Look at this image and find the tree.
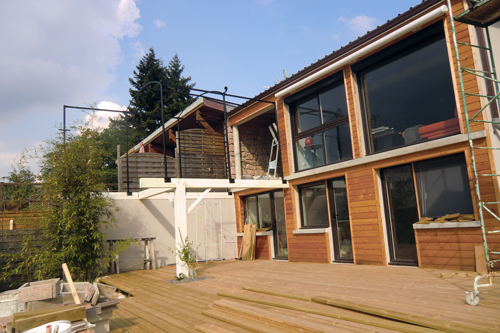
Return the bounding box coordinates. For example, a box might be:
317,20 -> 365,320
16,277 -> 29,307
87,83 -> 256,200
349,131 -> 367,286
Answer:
164,53 -> 195,120
1,125 -> 127,284
99,116 -> 130,185
126,48 -> 195,144
4,155 -> 40,211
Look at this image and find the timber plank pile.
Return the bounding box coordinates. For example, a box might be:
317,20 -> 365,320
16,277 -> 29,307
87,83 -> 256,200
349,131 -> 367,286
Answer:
101,260 -> 500,332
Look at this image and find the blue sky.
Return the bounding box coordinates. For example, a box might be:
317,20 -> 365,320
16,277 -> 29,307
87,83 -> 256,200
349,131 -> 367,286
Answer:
0,0 -> 422,178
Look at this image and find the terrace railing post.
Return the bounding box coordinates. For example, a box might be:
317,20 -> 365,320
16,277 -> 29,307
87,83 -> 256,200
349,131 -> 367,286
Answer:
223,87 -> 233,183
160,82 -> 170,183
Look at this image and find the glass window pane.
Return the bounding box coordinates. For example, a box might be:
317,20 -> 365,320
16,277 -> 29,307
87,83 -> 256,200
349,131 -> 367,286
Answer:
415,154 -> 473,217
324,124 -> 353,164
301,184 -> 328,227
273,191 -> 288,257
382,165 -> 419,263
295,133 -> 325,171
257,193 -> 272,229
296,95 -> 320,133
362,33 -> 457,152
330,178 -> 352,260
245,196 -> 258,225
320,83 -> 348,124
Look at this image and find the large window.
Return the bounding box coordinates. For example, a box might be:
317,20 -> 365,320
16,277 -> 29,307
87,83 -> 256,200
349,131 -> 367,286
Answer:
286,73 -> 353,171
381,154 -> 473,265
355,22 -> 458,153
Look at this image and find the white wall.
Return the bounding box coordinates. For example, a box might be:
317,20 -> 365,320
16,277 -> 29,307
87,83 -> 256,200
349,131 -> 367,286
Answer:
104,191 -> 237,271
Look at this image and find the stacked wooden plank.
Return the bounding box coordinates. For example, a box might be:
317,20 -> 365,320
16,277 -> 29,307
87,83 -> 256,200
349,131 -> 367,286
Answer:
241,224 -> 256,261
0,280 -> 119,333
414,213 -> 475,223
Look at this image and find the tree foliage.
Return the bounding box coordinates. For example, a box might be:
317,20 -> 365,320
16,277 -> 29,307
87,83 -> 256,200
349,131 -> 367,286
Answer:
125,48 -> 195,144
100,49 -> 195,184
1,125 -> 128,285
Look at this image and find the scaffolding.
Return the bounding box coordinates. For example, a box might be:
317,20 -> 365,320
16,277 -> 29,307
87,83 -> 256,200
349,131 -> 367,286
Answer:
447,0 -> 500,305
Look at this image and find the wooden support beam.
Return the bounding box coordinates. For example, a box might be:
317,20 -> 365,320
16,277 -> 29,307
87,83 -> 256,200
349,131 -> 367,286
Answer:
140,178 -> 289,189
174,181 -> 189,277
196,111 -> 216,132
168,129 -> 176,143
187,188 -> 211,214
138,188 -> 173,200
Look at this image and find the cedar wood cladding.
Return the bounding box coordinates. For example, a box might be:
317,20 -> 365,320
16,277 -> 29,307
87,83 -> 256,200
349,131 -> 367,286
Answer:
230,0 -> 500,269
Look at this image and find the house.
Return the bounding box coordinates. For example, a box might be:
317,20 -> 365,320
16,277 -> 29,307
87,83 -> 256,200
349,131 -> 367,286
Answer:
118,97 -> 234,192
227,0 -> 500,272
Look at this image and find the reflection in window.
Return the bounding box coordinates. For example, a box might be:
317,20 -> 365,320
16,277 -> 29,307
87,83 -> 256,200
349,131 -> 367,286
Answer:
291,76 -> 353,171
415,154 -> 473,218
324,124 -> 353,164
244,193 -> 273,230
296,133 -> 325,169
257,193 -> 272,229
357,22 -> 458,153
381,153 -> 474,265
300,183 -> 328,227
297,95 -> 320,133
329,178 -> 352,261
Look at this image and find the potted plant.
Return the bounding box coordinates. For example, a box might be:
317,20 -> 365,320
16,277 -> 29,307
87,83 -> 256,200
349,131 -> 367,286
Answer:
172,237 -> 199,278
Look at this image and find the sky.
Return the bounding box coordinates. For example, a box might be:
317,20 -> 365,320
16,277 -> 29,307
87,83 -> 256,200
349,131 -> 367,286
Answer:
0,0 -> 423,178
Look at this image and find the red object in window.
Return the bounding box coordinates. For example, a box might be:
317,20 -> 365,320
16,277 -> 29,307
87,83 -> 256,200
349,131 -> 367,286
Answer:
305,136 -> 312,146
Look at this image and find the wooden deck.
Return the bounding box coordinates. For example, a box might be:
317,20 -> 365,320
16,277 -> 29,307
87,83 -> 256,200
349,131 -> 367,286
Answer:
102,260 -> 500,332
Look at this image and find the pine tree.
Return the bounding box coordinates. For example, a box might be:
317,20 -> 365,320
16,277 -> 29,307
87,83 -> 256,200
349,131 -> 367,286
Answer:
126,49 -> 195,144
127,47 -> 168,142
164,53 -> 195,120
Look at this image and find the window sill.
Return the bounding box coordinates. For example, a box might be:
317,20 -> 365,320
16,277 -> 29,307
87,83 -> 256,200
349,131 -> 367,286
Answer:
413,221 -> 481,229
292,228 -> 328,235
237,231 -> 272,236
286,131 -> 486,181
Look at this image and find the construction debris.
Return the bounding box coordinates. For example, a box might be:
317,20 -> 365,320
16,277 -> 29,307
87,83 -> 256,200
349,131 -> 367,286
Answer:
0,265 -> 120,333
414,213 -> 475,224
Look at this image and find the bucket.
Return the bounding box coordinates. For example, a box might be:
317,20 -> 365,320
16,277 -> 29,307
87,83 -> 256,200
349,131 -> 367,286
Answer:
22,320 -> 71,333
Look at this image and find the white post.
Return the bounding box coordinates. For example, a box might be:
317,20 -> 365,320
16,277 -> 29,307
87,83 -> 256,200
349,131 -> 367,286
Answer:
233,125 -> 242,180
117,145 -> 122,192
174,180 -> 189,276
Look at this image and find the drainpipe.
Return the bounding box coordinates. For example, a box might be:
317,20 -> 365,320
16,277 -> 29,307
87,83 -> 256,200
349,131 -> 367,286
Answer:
233,125 -> 242,180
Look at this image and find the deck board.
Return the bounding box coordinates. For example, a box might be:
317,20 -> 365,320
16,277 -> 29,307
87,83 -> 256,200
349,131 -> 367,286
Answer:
104,260 -> 500,332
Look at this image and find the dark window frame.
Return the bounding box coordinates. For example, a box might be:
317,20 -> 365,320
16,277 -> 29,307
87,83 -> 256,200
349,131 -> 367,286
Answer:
327,177 -> 353,263
354,21 -> 459,154
380,153 -> 474,265
298,181 -> 330,229
243,190 -> 282,230
286,72 -> 353,171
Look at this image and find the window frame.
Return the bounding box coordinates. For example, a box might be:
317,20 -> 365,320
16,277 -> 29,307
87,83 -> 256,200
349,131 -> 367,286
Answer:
380,153 -> 475,265
298,181 -> 330,229
327,177 -> 353,263
286,72 -> 353,171
243,190 -> 281,230
354,21 -> 459,154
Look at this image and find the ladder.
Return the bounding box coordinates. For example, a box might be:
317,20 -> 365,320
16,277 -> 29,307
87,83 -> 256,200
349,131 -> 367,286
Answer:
447,0 -> 500,305
267,123 -> 279,179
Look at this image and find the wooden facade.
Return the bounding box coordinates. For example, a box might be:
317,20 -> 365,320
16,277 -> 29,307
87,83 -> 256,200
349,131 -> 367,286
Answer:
120,129 -> 226,192
230,0 -> 500,271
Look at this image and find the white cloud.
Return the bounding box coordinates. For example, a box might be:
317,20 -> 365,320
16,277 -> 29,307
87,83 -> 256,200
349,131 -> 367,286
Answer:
154,19 -> 166,28
338,15 -> 377,36
84,101 -> 127,130
0,0 -> 141,124
131,41 -> 146,60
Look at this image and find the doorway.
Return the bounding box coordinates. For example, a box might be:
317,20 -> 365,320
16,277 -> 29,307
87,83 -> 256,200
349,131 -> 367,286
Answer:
244,190 -> 288,259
